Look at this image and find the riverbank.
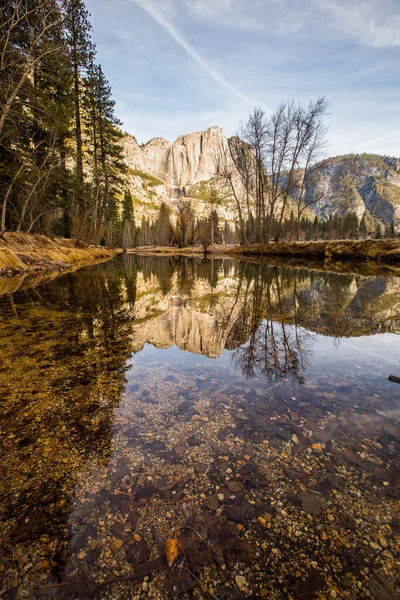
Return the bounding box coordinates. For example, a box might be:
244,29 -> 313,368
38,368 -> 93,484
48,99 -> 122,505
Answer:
227,239 -> 400,263
0,233 -> 119,277
127,244 -> 237,257
130,239 -> 400,263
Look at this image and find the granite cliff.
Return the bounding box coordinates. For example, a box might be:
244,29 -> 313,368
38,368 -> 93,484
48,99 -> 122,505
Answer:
121,127 -> 400,232
121,126 -> 240,226
305,154 -> 400,231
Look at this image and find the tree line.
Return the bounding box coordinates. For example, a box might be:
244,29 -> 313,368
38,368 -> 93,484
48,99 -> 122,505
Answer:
213,100 -> 398,245
139,200 -> 237,253
0,0 -> 130,244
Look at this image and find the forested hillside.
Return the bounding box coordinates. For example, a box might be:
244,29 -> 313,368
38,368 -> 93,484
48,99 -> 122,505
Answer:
0,0 -> 127,245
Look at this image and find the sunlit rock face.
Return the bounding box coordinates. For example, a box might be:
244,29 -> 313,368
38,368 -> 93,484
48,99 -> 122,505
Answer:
121,127 -> 242,225
171,126 -> 233,189
122,127 -> 233,190
122,130 -> 400,231
305,155 -> 400,230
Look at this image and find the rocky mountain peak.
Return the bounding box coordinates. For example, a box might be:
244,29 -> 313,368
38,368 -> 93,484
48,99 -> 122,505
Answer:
121,125 -> 400,232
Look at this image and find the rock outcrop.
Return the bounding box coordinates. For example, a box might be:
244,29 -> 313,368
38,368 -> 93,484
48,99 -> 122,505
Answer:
305,154 -> 400,230
122,128 -> 400,232
122,126 -> 233,193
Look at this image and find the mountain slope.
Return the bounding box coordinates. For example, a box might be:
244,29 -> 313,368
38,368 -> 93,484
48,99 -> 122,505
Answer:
121,127 -> 400,233
306,154 -> 400,231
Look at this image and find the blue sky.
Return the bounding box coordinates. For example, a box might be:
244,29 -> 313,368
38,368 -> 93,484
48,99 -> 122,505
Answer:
85,0 -> 400,157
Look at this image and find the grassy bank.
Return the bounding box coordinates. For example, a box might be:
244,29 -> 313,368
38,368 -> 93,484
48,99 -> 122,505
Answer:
128,245 -> 237,257
0,233 -> 118,277
227,239 -> 400,263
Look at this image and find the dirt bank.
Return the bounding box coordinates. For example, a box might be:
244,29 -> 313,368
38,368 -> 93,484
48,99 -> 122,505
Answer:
0,233 -> 119,277
127,244 -> 237,257
227,239 -> 400,263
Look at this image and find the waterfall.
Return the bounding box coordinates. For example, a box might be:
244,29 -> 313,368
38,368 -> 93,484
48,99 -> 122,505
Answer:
169,144 -> 175,200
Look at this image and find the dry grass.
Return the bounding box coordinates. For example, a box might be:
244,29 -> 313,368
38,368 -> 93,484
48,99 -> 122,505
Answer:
228,239 -> 400,263
128,245 -> 237,256
0,249 -> 26,270
0,233 -> 118,276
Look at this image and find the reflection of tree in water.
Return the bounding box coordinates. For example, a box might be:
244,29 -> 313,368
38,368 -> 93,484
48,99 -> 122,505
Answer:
0,258 -> 138,579
228,263 -> 314,383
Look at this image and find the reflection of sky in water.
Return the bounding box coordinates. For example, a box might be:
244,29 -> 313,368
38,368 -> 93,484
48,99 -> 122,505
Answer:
128,329 -> 400,400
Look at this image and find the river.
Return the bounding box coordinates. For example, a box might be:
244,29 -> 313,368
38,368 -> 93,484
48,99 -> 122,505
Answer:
0,255 -> 399,599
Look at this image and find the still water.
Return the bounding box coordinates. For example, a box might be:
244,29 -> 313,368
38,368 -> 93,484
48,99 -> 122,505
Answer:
0,256 -> 399,599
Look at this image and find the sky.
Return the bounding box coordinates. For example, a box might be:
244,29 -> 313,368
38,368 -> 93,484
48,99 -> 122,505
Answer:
85,0 -> 400,157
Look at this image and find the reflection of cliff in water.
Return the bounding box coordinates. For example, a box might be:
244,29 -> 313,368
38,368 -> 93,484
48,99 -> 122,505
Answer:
131,255 -> 400,360
0,257 -> 138,580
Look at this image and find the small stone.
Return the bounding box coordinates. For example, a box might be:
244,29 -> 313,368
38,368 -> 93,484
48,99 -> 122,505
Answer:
258,517 -> 267,527
237,524 -> 245,531
327,514 -> 335,522
264,513 -> 272,522
77,552 -> 86,560
89,540 -> 99,551
312,443 -> 323,453
40,560 -> 50,570
271,548 -> 279,554
292,434 -> 299,444
114,539 -> 123,549
260,590 -> 269,598
383,481 -> 389,487
142,581 -> 149,592
295,571 -> 302,578
244,454 -> 251,460
134,534 -> 142,542
379,537 -> 388,548
218,493 -> 224,501
166,512 -> 172,519
235,575 -> 247,591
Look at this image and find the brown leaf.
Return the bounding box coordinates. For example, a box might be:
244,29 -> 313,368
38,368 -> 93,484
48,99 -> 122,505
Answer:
165,537 -> 181,566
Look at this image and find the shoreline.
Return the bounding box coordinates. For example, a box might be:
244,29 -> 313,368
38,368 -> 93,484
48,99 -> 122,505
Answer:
226,239 -> 400,262
2,237 -> 400,286
129,239 -> 400,264
0,233 -> 119,279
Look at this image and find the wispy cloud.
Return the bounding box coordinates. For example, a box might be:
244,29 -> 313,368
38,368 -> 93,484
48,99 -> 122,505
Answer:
316,0 -> 400,47
168,0 -> 400,48
348,130 -> 400,153
131,0 -> 259,105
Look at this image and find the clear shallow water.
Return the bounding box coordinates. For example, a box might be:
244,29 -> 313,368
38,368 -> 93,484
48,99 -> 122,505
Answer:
0,255 -> 399,599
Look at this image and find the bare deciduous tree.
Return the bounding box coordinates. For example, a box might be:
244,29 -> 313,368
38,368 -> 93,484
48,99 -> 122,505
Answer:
241,97 -> 329,242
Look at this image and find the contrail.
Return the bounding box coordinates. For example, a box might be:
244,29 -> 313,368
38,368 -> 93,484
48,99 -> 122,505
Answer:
348,129 -> 400,153
132,0 -> 258,106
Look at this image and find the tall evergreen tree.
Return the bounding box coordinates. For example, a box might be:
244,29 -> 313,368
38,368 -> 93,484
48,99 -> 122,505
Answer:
64,0 -> 94,231
121,189 -> 136,248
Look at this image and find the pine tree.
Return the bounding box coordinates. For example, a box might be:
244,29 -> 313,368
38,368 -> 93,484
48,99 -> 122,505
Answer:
84,63 -> 125,244
1,0 -> 71,234
155,202 -> 171,246
359,214 -> 368,238
64,0 -> 94,230
0,0 -> 125,243
121,189 -> 136,248
374,223 -> 382,239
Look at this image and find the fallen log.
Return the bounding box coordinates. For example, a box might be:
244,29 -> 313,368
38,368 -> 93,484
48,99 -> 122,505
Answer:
388,375 -> 400,384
